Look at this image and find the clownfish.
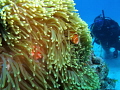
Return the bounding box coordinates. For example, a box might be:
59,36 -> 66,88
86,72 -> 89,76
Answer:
71,34 -> 79,44
31,45 -> 43,60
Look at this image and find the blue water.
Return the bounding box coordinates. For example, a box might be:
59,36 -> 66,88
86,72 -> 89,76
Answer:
74,0 -> 120,89
74,0 -> 120,25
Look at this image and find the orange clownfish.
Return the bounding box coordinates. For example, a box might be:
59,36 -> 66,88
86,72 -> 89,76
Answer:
71,34 -> 79,44
31,45 -> 43,60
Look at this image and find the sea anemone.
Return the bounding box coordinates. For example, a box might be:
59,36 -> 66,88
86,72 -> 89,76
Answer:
0,0 -> 100,89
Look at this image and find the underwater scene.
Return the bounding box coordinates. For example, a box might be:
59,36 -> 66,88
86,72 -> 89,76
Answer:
0,0 -> 119,90
75,0 -> 120,89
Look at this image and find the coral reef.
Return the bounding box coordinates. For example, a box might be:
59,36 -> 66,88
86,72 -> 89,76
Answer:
90,52 -> 116,89
0,0 -> 100,89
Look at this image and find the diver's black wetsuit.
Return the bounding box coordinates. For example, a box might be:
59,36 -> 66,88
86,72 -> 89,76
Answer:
90,15 -> 120,58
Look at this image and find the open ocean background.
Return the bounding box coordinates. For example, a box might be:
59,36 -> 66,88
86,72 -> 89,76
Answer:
74,0 -> 120,89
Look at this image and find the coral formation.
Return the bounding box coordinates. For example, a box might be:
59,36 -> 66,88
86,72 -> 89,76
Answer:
90,52 -> 116,89
0,0 -> 100,89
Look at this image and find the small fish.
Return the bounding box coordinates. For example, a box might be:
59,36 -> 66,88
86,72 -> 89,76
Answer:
71,34 -> 79,44
31,45 -> 43,60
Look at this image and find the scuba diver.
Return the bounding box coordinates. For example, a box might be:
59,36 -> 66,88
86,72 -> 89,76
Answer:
90,10 -> 120,58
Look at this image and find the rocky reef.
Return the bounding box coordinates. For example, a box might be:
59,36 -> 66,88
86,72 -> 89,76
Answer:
90,51 -> 116,90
